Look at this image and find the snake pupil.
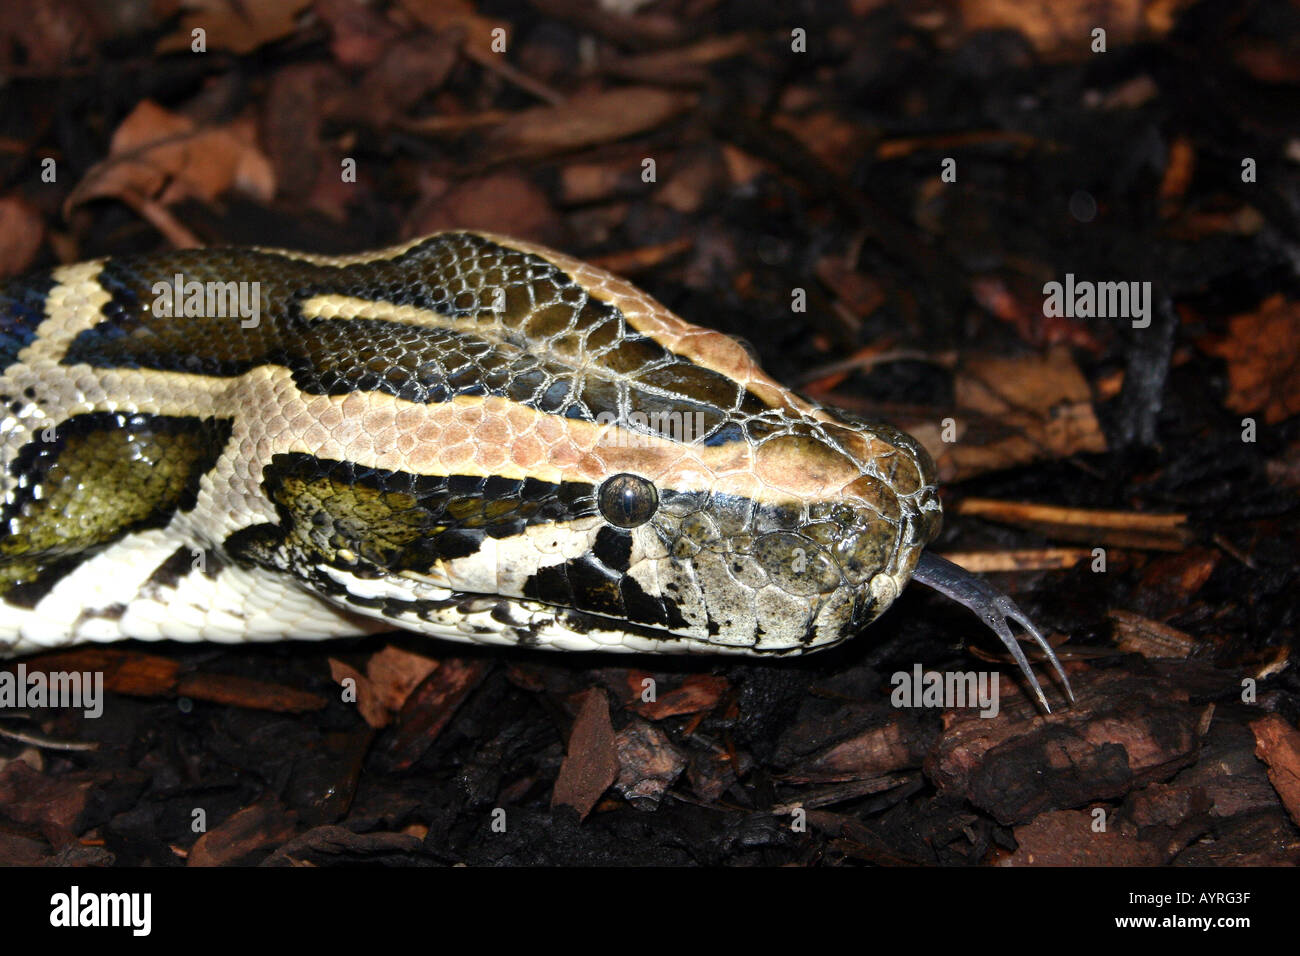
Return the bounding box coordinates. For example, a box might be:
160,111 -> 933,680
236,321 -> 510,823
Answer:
599,473 -> 658,528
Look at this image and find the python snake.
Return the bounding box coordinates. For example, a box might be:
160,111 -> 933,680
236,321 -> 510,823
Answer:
0,232 -> 1071,709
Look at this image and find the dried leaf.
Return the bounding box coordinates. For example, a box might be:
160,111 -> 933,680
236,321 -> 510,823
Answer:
261,63 -> 336,201
360,33 -> 460,118
486,87 -> 694,162
315,0 -> 401,68
770,110 -> 871,179
65,100 -> 275,216
1202,295 -> 1300,425
157,0 -> 312,55
410,172 -> 557,243
939,346 -> 1107,480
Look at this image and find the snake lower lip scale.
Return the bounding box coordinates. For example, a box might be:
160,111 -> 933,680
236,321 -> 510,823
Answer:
0,230 -> 1072,711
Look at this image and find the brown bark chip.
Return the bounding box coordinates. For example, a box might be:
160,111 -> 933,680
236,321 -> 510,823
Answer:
552,688 -> 620,820
188,802 -> 299,867
926,671 -> 1198,825
1251,715 -> 1300,828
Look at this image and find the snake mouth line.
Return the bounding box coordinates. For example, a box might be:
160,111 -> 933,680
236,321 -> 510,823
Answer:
393,565 -> 835,654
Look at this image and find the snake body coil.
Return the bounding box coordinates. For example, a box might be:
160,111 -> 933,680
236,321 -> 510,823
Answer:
0,232 -> 1069,707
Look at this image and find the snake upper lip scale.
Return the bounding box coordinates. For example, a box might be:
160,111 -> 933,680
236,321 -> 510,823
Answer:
0,231 -> 1073,711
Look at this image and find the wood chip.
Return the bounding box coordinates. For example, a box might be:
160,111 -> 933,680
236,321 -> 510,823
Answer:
552,688 -> 619,820
329,659 -> 388,729
11,648 -> 179,697
1250,715 -> 1300,829
612,718 -> 686,809
382,658 -> 491,770
1109,610 -> 1209,659
174,672 -> 327,713
926,670 -> 1198,825
626,673 -> 728,720
948,0 -> 1173,61
365,645 -> 440,714
262,825 -> 423,866
1008,809 -> 1165,865
187,802 -> 298,867
0,760 -> 93,846
938,547 -> 1094,572
953,498 -> 1191,551
784,712 -> 935,784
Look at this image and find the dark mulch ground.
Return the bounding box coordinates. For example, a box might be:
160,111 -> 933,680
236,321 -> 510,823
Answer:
0,0 -> 1297,866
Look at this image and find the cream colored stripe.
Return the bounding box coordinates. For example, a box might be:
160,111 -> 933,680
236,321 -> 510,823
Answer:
216,368 -> 860,509
263,230 -> 822,419
248,234 -> 437,266
16,260 -> 110,364
3,356 -> 871,525
298,294 -> 455,328
3,361 -> 234,420
294,292 -> 787,418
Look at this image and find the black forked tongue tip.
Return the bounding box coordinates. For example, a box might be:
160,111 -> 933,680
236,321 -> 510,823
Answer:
911,551 -> 1074,713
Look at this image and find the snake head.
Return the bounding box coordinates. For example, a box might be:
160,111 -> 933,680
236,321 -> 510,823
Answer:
576,412 -> 945,654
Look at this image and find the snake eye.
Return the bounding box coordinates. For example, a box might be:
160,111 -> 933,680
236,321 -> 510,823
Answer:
599,473 -> 658,528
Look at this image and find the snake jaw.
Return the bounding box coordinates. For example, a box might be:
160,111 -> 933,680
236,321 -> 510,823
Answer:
910,551 -> 1074,712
